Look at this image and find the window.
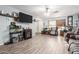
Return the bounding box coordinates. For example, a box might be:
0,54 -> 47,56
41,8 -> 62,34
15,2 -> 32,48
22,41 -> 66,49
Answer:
49,20 -> 56,28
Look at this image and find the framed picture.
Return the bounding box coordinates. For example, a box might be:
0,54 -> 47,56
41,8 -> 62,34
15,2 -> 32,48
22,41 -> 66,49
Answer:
67,16 -> 73,26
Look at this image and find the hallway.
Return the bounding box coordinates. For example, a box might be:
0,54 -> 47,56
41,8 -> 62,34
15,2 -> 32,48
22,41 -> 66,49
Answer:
0,34 -> 68,54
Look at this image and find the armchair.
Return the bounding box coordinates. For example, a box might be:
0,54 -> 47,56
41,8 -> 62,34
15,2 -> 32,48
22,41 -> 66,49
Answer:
50,27 -> 58,36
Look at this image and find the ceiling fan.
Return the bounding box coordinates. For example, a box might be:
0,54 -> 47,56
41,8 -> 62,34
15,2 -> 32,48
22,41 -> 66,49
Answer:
44,5 -> 59,16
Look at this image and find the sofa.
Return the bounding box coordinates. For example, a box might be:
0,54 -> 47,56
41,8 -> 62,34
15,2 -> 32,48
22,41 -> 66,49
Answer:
68,39 -> 79,54
65,28 -> 79,54
65,28 -> 79,43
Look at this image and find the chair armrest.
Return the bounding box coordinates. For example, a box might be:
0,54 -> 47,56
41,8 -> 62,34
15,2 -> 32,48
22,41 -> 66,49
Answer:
68,42 -> 79,51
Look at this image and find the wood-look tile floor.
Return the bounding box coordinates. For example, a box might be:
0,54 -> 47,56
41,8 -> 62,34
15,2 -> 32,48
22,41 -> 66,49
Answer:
0,34 -> 69,54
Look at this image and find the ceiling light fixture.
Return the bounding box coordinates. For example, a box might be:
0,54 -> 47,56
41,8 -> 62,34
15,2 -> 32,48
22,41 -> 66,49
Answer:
44,6 -> 50,16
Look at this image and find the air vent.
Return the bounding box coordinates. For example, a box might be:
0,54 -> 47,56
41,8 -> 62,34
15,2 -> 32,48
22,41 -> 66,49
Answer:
53,11 -> 59,13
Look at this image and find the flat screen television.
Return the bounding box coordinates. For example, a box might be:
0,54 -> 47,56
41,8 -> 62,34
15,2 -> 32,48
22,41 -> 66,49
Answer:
19,12 -> 32,23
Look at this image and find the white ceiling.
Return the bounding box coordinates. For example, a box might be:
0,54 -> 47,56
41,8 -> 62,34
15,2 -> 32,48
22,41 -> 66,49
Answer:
10,5 -> 79,19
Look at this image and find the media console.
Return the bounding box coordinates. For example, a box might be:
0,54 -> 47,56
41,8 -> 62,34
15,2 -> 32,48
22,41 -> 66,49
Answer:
23,29 -> 32,39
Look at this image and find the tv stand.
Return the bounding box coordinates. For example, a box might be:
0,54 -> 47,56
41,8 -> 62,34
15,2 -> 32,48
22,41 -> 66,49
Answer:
23,29 -> 32,39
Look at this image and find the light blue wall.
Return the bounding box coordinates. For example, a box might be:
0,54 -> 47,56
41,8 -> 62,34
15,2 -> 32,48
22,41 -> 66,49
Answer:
0,16 -> 14,45
0,6 -> 40,45
0,6 -> 19,45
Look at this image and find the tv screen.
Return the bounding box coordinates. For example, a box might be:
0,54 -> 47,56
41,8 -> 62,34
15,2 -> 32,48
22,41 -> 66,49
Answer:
19,12 -> 32,23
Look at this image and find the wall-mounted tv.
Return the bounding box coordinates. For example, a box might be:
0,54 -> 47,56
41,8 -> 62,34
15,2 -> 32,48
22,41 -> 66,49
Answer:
19,12 -> 32,23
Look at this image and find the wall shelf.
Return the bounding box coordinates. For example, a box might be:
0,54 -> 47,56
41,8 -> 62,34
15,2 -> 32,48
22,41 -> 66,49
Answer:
0,13 -> 19,20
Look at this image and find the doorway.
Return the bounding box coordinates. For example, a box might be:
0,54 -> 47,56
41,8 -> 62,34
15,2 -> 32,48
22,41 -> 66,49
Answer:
56,19 -> 66,36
